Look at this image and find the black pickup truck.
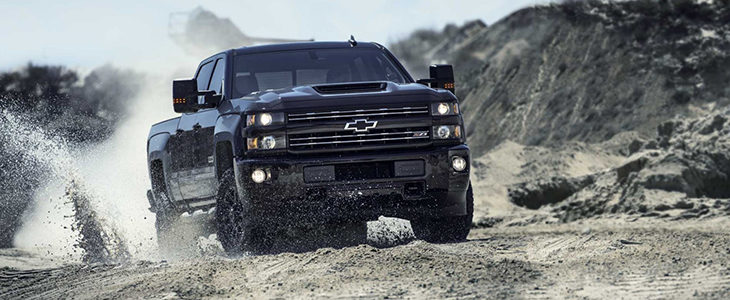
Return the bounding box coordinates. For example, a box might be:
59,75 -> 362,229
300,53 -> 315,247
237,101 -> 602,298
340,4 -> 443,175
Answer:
147,40 -> 472,254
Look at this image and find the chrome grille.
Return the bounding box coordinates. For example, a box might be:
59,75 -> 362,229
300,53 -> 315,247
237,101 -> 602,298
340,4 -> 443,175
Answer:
287,105 -> 431,152
288,106 -> 429,123
289,127 -> 430,151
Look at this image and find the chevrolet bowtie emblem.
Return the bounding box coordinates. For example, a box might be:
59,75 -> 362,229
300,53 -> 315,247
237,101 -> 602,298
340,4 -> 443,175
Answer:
344,119 -> 378,132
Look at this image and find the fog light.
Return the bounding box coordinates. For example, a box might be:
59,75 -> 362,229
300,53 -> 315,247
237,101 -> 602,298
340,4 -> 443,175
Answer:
436,125 -> 450,139
452,156 -> 467,172
261,136 -> 276,149
251,169 -> 267,183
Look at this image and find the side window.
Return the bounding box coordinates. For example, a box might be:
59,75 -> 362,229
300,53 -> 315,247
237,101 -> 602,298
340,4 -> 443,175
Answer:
196,61 -> 215,91
209,58 -> 225,94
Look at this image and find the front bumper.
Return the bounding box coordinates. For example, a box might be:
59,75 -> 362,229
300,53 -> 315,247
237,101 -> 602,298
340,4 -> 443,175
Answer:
233,145 -> 470,226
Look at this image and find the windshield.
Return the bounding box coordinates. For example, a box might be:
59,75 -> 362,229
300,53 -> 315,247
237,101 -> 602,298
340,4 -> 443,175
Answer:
232,48 -> 408,97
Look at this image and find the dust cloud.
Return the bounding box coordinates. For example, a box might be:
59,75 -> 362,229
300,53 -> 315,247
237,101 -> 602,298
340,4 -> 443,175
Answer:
4,70 -> 182,262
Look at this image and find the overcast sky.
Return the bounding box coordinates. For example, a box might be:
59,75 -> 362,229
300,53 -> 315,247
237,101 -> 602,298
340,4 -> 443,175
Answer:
0,0 -> 546,71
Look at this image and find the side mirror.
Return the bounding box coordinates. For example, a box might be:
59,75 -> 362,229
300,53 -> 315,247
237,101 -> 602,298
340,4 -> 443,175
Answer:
173,79 -> 199,113
173,79 -> 222,113
417,64 -> 455,94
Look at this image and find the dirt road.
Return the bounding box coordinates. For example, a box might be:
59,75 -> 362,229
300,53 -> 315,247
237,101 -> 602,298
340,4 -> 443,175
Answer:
2,217 -> 729,299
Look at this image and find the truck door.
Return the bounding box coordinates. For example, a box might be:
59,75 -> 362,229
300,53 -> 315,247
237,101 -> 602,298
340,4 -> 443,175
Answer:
168,60 -> 215,202
190,57 -> 226,200
189,108 -> 218,200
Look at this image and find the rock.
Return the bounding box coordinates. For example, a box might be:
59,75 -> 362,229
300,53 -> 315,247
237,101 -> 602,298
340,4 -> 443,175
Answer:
509,109 -> 730,222
619,239 -> 643,245
391,1 -> 730,157
654,204 -> 672,211
674,200 -> 695,210
627,139 -> 644,156
472,217 -> 503,228
508,175 -> 594,209
657,121 -> 675,139
699,115 -> 726,135
616,156 -> 649,182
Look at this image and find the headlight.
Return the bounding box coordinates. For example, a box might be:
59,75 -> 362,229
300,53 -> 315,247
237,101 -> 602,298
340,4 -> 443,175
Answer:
246,112 -> 285,126
259,113 -> 273,126
432,125 -> 462,139
431,102 -> 459,116
436,125 -> 450,139
261,136 -> 276,149
247,135 -> 287,150
437,103 -> 450,115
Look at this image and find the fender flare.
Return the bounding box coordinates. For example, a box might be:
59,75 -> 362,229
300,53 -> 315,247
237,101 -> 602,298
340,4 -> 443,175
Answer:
147,132 -> 170,164
147,132 -> 178,206
214,113 -> 244,179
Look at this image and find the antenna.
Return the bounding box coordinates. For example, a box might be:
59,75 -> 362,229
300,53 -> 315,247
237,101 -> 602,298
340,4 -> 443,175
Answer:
348,35 -> 357,47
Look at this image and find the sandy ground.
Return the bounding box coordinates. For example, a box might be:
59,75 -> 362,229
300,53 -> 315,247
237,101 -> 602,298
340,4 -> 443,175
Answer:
2,216 -> 729,299
2,136 -> 728,299
470,140 -> 624,219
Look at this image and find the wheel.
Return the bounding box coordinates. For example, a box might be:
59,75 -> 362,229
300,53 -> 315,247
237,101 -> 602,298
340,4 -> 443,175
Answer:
154,185 -> 180,252
216,169 -> 270,255
411,182 -> 473,243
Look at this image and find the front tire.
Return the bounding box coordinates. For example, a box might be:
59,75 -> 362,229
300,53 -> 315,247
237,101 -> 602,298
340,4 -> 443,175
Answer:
411,182 -> 473,243
216,169 -> 270,255
154,188 -> 180,252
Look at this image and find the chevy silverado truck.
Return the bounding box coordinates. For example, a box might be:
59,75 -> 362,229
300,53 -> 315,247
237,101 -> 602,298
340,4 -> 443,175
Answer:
147,39 -> 472,254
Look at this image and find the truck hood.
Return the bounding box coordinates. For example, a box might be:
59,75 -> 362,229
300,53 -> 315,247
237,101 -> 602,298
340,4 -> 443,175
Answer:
226,81 -> 455,113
